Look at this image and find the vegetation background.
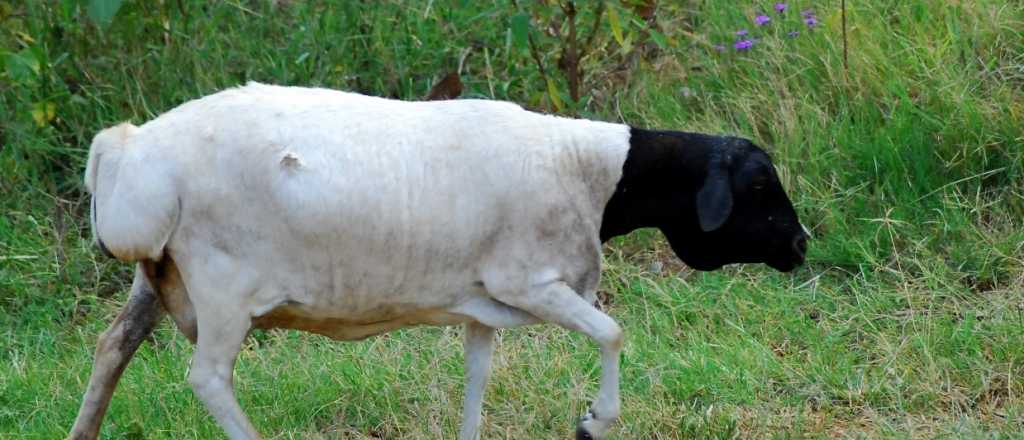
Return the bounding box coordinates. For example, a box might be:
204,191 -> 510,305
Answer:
1,0 -> 1022,438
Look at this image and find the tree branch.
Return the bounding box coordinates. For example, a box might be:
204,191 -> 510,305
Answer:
562,1 -> 581,102
527,30 -> 549,80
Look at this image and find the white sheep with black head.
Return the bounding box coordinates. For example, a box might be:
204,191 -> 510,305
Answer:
69,83 -> 808,440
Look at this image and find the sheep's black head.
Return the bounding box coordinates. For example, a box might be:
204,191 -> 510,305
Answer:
600,129 -> 808,273
667,137 -> 807,272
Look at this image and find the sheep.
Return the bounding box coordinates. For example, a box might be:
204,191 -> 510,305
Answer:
68,82 -> 808,440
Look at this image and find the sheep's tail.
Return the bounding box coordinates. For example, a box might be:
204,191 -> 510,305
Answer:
85,123 -> 180,261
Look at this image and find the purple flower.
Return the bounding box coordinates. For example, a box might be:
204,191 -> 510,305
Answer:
735,28 -> 749,36
755,15 -> 771,26
775,3 -> 787,13
804,16 -> 818,27
801,9 -> 816,18
734,39 -> 755,51
788,30 -> 800,37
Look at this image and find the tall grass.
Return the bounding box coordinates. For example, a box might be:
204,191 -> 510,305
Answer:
2,1 -> 1022,438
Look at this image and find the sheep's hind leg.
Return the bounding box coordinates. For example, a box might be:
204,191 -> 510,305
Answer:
188,313 -> 259,440
67,263 -> 166,440
450,297 -> 540,439
151,260 -> 197,343
459,322 -> 496,440
182,259 -> 261,440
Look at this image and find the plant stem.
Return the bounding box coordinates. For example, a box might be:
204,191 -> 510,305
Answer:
842,0 -> 848,71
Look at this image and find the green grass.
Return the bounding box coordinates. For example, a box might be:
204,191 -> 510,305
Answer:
2,1 -> 1023,438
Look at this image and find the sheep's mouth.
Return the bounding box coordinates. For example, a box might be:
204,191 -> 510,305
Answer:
687,261 -> 725,271
767,260 -> 795,272
767,254 -> 804,273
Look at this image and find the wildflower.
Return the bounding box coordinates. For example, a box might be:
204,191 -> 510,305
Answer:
734,39 -> 755,51
804,16 -> 818,27
735,28 -> 749,36
801,9 -> 816,18
788,30 -> 800,37
775,3 -> 787,13
755,15 -> 771,26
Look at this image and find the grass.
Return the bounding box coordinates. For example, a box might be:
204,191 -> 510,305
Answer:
2,0 -> 1023,438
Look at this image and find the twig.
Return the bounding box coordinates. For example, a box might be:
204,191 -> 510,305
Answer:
527,31 -> 549,80
913,167 -> 1007,203
0,256 -> 40,261
561,1 -> 581,102
457,46 -> 473,75
842,0 -> 848,71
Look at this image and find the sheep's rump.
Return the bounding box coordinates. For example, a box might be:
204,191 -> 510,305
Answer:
86,123 -> 179,261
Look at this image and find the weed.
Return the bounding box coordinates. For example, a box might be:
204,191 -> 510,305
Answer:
1,1 -> 1022,438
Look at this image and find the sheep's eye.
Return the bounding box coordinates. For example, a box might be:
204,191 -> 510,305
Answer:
751,172 -> 770,190
745,166 -> 771,191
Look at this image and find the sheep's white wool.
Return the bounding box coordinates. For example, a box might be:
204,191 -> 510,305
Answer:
86,82 -> 631,332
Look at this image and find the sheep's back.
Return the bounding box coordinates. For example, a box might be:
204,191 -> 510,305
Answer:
131,83 -> 629,293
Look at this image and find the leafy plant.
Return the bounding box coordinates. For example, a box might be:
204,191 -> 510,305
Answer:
509,0 -> 669,113
1,2 -> 1023,438
87,0 -> 124,28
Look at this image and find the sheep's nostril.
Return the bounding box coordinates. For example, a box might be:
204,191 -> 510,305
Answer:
792,235 -> 807,257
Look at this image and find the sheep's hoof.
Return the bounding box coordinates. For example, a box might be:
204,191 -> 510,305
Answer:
575,411 -> 598,440
575,424 -> 594,440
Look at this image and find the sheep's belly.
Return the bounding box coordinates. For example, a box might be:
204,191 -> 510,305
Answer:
228,242 -> 486,340
251,302 -> 470,341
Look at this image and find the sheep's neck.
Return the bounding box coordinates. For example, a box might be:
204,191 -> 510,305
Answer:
598,127 -> 712,242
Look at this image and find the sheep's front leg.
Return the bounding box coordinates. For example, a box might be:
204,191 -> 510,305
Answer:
459,322 -> 496,440
489,281 -> 623,440
67,264 -> 165,440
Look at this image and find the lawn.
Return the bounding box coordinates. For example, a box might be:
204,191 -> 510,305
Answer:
1,1 -> 1022,438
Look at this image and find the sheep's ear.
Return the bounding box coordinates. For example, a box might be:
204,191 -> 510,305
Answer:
696,155 -> 733,232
